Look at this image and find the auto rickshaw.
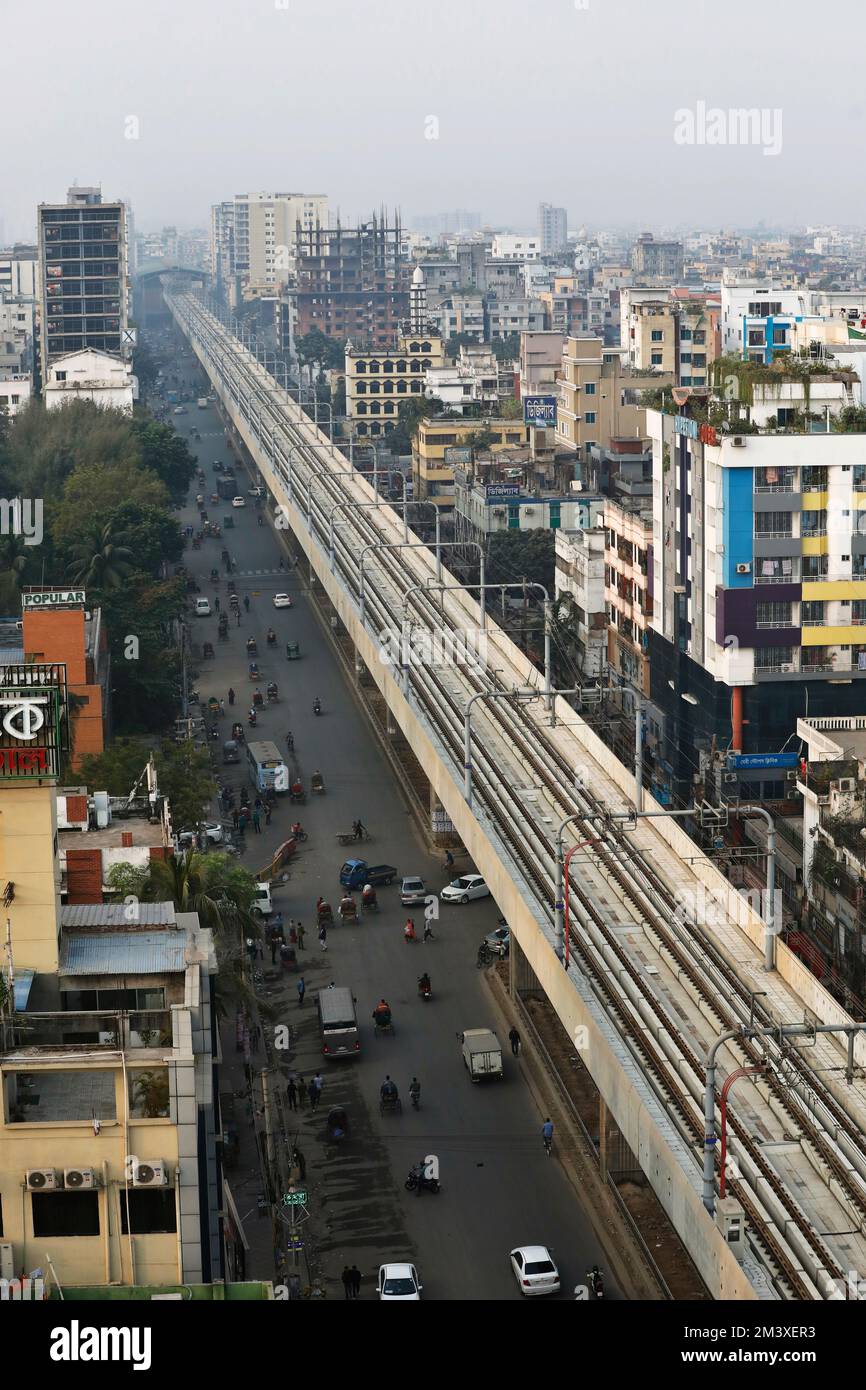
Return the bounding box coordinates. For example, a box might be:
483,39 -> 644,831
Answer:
231,721 -> 245,743
326,1106 -> 348,1142
248,662 -> 260,680
207,697 -> 221,717
267,682 -> 279,703
224,514 -> 234,530
286,642 -> 301,660
210,492 -> 219,504
246,637 -> 257,657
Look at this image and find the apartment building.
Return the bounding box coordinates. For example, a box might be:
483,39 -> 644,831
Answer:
487,297 -> 545,338
621,290 -> 718,386
345,330 -> 445,438
37,188 -> 129,384
280,214 -> 409,350
425,344 -> 502,413
453,462 -> 600,537
490,235 -> 540,261
538,204 -> 568,256
413,416 -> 530,508
604,500 -> 653,694
554,526 -> 607,680
519,331 -> 564,396
556,336 -> 674,462
630,234 -> 683,282
0,376 -> 31,417
44,348 -> 135,415
648,409 -> 866,804
209,192 -> 328,306
0,244 -> 38,299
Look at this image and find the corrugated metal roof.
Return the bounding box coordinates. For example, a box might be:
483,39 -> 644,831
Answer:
60,931 -> 187,976
61,903 -> 176,928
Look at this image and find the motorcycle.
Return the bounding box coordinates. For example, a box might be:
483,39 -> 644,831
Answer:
586,1266 -> 605,1299
405,1163 -> 439,1195
417,977 -> 432,1001
313,698 -> 322,716
248,709 -> 257,727
291,825 -> 308,842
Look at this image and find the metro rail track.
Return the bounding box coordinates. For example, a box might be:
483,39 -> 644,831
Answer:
169,290 -> 866,1299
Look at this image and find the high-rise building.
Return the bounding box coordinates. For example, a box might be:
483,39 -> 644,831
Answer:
630,233 -> 684,282
538,203 -> 568,256
209,192 -> 328,305
37,187 -> 129,384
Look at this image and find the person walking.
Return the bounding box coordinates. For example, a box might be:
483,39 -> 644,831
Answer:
319,923 -> 327,952
238,811 -> 247,835
296,1073 -> 307,1109
252,808 -> 261,834
342,1266 -> 352,1301
350,1265 -> 362,1299
423,919 -> 435,943
286,1077 -> 298,1112
265,802 -> 272,826
215,596 -> 220,612
228,687 -> 235,706
509,1026 -> 521,1057
244,594 -> 250,612
296,923 -> 305,950
297,977 -> 306,1008
312,1073 -> 323,1107
270,936 -> 278,965
232,807 -> 240,830
308,1079 -> 320,1112
236,610 -> 241,627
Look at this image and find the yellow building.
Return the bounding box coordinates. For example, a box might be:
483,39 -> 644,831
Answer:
345,330 -> 445,440
413,416 -> 530,508
557,336 -> 675,463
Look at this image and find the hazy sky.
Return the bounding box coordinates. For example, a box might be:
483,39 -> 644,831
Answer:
3,0 -> 864,240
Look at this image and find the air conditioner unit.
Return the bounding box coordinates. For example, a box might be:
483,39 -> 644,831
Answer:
26,1169 -> 57,1191
786,770 -> 798,781
723,773 -> 737,784
780,664 -> 793,672
524,507 -> 535,514
492,507 -> 505,516
735,562 -> 751,574
732,437 -> 747,448
0,1242 -> 13,1281
131,1160 -> 168,1188
838,778 -> 856,793
64,1167 -> 96,1190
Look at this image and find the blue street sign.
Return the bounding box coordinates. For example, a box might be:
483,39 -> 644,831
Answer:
728,753 -> 799,771
523,395 -> 557,427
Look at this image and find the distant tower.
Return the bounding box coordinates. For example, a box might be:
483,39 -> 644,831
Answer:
409,264 -> 427,333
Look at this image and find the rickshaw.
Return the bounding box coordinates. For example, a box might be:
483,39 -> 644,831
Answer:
218,613 -> 229,639
211,523 -> 222,538
267,682 -> 279,703
221,548 -> 231,565
311,770 -> 324,794
196,493 -> 205,506
210,567 -> 220,584
252,688 -> 264,708
372,1004 -> 394,1038
230,593 -> 240,611
207,696 -> 221,718
202,642 -> 214,659
339,895 -> 358,925
246,637 -> 257,657
326,1106 -> 348,1142
231,721 -> 245,743
248,662 -> 260,680
192,536 -> 201,550
224,514 -> 234,530
266,628 -> 277,646
210,492 -> 219,504
316,900 -> 333,926
289,778 -> 305,804
286,642 -> 301,660
195,467 -> 206,482
227,577 -> 237,595
279,943 -> 298,973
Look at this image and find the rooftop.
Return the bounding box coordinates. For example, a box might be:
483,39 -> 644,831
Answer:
60,903 -> 177,929
59,929 -> 187,976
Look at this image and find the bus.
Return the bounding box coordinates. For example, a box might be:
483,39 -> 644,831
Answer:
247,740 -> 289,794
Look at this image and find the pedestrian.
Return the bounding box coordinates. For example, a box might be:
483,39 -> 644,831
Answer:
319,923 -> 327,951
244,594 -> 250,612
508,1026 -> 520,1057
423,920 -> 435,943
254,796 -> 262,811
297,977 -> 306,1008
350,1265 -> 362,1299
270,938 -> 278,964
256,939 -> 264,960
252,809 -> 261,834
279,558 -> 284,571
265,803 -> 272,826
232,808 -> 240,830
215,596 -> 220,612
238,812 -> 247,835
342,1266 -> 352,1300
228,686 -> 235,705
297,924 -> 305,950
289,923 -> 298,946
236,610 -> 241,627
286,1077 -> 298,1111
219,698 -> 225,715
308,1079 -> 319,1111
245,937 -> 256,963
296,1073 -> 307,1108
312,1072 -> 323,1102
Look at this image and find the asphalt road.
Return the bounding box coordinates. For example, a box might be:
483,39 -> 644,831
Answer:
163,342 -> 618,1302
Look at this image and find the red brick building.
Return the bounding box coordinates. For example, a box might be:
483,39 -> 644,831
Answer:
21,590 -> 110,769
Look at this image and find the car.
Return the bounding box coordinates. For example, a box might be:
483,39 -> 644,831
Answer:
231,496 -> 246,508
484,924 -> 511,957
400,875 -> 427,907
194,597 -> 211,617
178,822 -> 224,847
273,593 -> 293,609
377,1263 -> 422,1301
440,873 -> 491,905
509,1246 -> 560,1297
249,485 -> 265,498
173,405 -> 187,415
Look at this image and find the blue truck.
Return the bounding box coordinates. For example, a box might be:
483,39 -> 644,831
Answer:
339,859 -> 397,891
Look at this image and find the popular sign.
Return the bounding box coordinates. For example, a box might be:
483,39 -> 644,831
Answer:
523,395 -> 557,427
21,589 -> 86,610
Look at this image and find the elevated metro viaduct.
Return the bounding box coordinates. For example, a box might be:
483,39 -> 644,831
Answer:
166,287 -> 866,1302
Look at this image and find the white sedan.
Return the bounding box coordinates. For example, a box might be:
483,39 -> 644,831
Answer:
273,593 -> 293,609
231,496 -> 246,508
440,873 -> 491,905
509,1246 -> 560,1297
377,1263 -> 422,1301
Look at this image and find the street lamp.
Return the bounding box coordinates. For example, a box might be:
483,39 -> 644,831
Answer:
463,688 -> 538,808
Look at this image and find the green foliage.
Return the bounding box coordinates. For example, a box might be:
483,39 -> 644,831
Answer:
387,395 -> 444,454
66,520 -> 135,588
79,737 -> 215,828
498,397 -> 524,420
447,332 -> 484,351
833,405 -> 866,434
491,334 -> 521,364
129,418 -> 197,503
52,461 -> 168,553
486,529 -> 555,593
105,861 -> 151,901
295,328 -> 346,372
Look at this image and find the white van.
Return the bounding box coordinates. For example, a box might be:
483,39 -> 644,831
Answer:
317,986 -> 360,1059
194,597 -> 211,617
251,882 -> 272,918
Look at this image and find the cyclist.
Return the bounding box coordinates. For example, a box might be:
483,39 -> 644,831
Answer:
542,1117 -> 554,1155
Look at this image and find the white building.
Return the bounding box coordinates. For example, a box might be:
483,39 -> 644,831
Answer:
0,245 -> 38,299
0,376 -> 32,417
210,192 -> 329,301
538,204 -> 568,256
487,297 -> 546,338
555,526 -> 607,679
491,235 -> 540,262
44,349 -> 135,414
425,345 -> 501,413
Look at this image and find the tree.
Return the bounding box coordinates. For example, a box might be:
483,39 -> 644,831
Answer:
52,460 -> 168,553
387,394 -> 444,455
0,534 -> 33,613
145,851 -> 255,940
66,521 -> 135,588
498,397 -> 524,420
491,334 -> 521,364
133,1071 -> 170,1117
129,418 -> 197,503
296,328 -> 346,375
834,406 -> 866,434
447,332 -> 484,352
4,399 -> 138,499
79,737 -> 215,829
486,530 -> 555,594
106,503 -> 184,575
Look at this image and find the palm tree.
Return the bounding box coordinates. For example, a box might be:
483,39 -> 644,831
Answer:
67,522 -> 134,588
133,1070 -> 170,1117
145,851 -> 242,934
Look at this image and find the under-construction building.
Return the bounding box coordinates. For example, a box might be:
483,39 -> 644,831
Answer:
276,211 -> 410,352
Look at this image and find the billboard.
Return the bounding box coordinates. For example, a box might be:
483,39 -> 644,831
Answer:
0,664 -> 69,780
444,446 -> 472,467
485,484 -> 521,500
523,395 -> 557,427
22,589 -> 86,610
728,753 -> 799,771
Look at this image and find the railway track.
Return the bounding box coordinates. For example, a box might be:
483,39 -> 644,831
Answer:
168,289 -> 866,1300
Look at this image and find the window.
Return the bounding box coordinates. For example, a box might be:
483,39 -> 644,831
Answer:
32,1192 -> 100,1237
411,381 -> 422,393
693,331 -> 706,345
119,1190 -> 177,1235
748,330 -> 765,347
397,380 -> 407,393
382,360 -> 393,373
755,511 -> 791,537
756,601 -> 792,627
679,328 -> 692,341
584,411 -> 596,424
802,466 -> 828,491
651,353 -> 662,366
801,510 -> 827,537
354,360 -> 366,373
356,382 -> 366,395
755,646 -> 793,671
802,556 -> 829,579
801,601 -> 825,626
772,327 -> 788,345
583,381 -> 596,395
549,503 -> 561,529
651,330 -> 664,342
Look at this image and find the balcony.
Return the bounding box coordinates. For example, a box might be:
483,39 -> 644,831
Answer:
3,1009 -> 174,1052
754,530 -> 793,541
802,528 -> 828,538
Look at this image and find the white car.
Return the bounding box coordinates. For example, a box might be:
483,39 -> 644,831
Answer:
400,875 -> 427,907
231,496 -> 246,508
194,597 -> 211,617
377,1263 -> 422,1301
273,593 -> 293,609
440,873 -> 491,905
178,822 -> 224,847
249,485 -> 264,498
509,1246 -> 560,1297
